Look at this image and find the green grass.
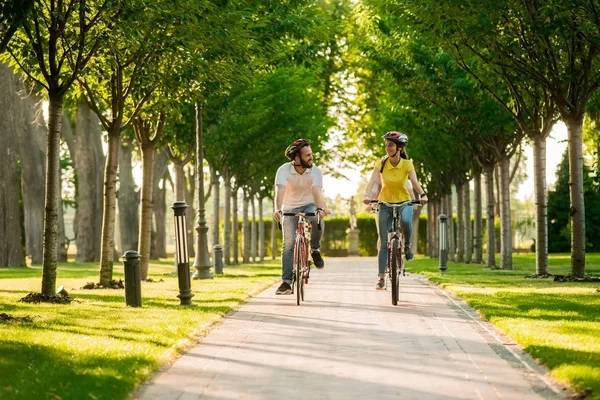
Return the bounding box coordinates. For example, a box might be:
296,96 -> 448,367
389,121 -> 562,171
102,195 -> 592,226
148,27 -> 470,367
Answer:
410,253 -> 600,399
0,260 -> 280,400
2,255 -> 599,399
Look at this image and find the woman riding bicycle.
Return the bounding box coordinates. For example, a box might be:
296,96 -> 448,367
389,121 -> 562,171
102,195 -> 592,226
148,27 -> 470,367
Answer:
363,131 -> 428,290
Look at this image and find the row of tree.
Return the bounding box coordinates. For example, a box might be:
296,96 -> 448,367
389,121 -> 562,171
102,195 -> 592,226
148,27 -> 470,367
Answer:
2,0 -> 599,296
339,0 -> 600,277
0,0 -> 348,294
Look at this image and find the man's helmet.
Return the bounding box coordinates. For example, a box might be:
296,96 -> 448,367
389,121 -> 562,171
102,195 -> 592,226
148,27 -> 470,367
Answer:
382,131 -> 408,146
285,138 -> 310,160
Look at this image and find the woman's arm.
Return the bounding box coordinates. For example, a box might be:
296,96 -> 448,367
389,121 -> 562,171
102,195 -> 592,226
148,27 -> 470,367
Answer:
363,167 -> 381,204
408,170 -> 428,204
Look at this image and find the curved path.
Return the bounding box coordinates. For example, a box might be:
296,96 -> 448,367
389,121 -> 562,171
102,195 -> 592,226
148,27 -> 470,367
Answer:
135,257 -> 568,400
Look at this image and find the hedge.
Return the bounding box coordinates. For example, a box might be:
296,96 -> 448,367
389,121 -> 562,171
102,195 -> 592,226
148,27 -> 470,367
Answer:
231,215 -> 429,257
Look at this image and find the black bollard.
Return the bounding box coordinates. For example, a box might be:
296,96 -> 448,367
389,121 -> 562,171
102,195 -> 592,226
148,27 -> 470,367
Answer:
439,214 -> 448,272
213,244 -> 223,274
172,201 -> 194,305
122,250 -> 142,307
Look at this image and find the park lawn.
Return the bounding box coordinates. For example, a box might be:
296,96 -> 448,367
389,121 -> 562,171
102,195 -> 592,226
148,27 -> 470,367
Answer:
0,260 -> 280,400
411,253 -> 600,399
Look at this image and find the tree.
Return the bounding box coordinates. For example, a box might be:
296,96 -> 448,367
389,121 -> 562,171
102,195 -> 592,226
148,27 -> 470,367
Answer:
0,63 -> 25,266
548,150 -> 600,253
1,0 -> 114,294
396,0 -> 600,276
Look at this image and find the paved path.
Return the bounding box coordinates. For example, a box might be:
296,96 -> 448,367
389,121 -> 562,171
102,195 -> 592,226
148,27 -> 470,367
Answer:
134,257 -> 568,400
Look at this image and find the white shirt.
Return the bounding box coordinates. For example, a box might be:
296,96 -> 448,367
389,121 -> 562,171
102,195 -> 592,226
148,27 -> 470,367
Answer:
275,163 -> 323,209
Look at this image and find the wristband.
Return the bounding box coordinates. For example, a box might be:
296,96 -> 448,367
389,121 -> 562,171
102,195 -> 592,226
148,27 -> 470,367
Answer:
420,193 -> 427,198
316,208 -> 324,212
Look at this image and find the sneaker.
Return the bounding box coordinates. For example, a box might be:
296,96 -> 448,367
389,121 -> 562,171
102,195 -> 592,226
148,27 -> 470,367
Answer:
311,250 -> 324,268
275,282 -> 292,295
405,246 -> 415,262
375,278 -> 385,290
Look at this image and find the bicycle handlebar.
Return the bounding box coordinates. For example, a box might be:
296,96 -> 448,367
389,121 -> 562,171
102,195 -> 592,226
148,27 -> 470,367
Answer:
369,199 -> 421,207
377,199 -> 421,207
277,211 -> 322,231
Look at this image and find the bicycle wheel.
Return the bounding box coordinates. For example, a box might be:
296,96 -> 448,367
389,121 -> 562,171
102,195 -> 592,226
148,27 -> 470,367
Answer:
391,239 -> 399,305
296,240 -> 303,305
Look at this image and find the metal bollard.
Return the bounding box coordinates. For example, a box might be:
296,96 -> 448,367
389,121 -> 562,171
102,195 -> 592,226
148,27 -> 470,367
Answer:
213,244 -> 223,274
172,201 -> 194,305
439,214 -> 448,272
122,250 -> 142,307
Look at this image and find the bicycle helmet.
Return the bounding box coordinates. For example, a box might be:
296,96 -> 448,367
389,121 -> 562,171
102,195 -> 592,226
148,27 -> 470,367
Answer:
285,138 -> 310,160
382,131 -> 408,146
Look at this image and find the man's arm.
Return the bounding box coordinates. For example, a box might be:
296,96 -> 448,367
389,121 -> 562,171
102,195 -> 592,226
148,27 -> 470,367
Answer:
312,186 -> 329,216
273,184 -> 285,222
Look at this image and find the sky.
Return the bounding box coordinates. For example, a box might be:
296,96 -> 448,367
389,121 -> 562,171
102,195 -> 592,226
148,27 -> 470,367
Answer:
322,122 -> 570,202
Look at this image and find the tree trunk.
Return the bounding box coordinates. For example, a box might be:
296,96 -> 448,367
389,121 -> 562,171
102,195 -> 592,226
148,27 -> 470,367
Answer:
485,164 -> 496,268
426,202 -> 433,257
232,187 -> 239,265
117,138 -> 139,255
532,134 -> 549,275
0,64 -> 25,267
138,141 -> 155,279
456,183 -> 464,263
57,184 -> 68,263
99,131 -> 121,286
211,167 -> 220,248
499,157 -> 513,269
431,199 -> 439,258
473,171 -> 483,264
411,201 -> 420,254
258,195 -> 264,261
74,101 -> 105,262
223,170 -> 231,265
251,194 -> 258,262
447,188 -> 455,262
413,201 -> 422,254
19,84 -> 46,264
242,190 -> 250,263
463,181 -> 472,263
494,165 -> 501,253
565,117 -> 586,277
185,167 -> 195,258
40,92 -> 64,295
151,149 -> 169,260
57,113 -> 71,263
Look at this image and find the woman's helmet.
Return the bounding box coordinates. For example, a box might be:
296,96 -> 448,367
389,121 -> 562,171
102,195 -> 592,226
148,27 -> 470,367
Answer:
285,138 -> 310,160
382,131 -> 408,146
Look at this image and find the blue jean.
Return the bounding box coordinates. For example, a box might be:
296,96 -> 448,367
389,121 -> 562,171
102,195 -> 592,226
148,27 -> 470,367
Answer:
377,204 -> 413,275
281,203 -> 324,283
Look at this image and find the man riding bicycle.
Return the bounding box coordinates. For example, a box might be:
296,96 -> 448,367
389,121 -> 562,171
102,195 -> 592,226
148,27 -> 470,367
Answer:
363,131 -> 428,290
273,139 -> 329,295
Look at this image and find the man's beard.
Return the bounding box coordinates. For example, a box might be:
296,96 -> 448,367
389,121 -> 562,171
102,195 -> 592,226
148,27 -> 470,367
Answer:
300,158 -> 312,168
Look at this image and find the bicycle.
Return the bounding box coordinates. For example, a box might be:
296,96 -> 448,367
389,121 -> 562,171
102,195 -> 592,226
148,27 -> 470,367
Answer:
278,211 -> 322,305
371,199 -> 420,305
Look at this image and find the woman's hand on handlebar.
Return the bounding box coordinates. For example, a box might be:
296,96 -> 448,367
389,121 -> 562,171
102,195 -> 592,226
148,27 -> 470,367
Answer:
273,210 -> 282,222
